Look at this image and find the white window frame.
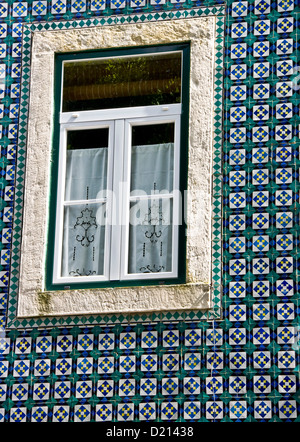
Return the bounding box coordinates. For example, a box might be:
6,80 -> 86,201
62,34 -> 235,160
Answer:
53,103 -> 182,285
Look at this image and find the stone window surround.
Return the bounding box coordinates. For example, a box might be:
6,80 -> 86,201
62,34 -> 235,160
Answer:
16,15 -> 217,318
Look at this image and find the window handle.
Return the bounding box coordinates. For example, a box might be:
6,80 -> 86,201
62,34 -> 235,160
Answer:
72,113 -> 79,118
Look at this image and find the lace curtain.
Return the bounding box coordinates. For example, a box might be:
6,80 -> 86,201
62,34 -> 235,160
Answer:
61,143 -> 174,278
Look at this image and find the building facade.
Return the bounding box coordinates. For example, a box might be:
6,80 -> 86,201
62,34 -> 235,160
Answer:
0,0 -> 299,422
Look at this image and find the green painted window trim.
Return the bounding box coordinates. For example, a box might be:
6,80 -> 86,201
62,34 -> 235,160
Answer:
45,43 -> 190,291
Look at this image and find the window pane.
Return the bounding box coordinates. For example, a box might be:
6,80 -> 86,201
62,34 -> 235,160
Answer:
128,198 -> 173,274
65,128 -> 109,201
62,52 -> 182,112
131,123 -> 174,196
61,203 -> 106,277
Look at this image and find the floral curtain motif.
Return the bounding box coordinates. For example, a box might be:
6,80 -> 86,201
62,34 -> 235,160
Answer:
128,143 -> 174,275
62,142 -> 174,278
62,147 -> 107,277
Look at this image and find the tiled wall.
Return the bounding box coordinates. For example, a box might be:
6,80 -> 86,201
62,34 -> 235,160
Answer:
0,0 -> 299,422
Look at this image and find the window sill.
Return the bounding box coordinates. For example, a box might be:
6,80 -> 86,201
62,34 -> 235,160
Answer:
17,282 -> 211,318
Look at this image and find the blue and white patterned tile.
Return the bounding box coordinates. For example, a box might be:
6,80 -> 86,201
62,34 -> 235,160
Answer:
54,381 -> 71,399
228,376 -> 247,394
97,379 -> 114,397
31,407 -> 48,422
254,401 -> 272,420
161,402 -> 178,420
75,381 -> 93,399
117,403 -> 134,421
98,356 -> 114,374
74,405 -> 91,422
95,404 -> 113,421
139,402 -> 156,421
32,1 -> 47,15
229,401 -> 247,420
33,383 -> 50,401
183,402 -> 201,420
52,406 -> 70,422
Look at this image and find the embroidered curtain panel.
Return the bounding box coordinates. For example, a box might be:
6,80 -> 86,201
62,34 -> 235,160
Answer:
62,143 -> 174,277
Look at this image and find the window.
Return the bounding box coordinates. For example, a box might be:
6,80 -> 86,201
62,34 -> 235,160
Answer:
12,16 -> 219,320
47,45 -> 189,289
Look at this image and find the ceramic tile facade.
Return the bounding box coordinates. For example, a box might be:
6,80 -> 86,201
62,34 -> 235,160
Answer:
0,0 -> 298,422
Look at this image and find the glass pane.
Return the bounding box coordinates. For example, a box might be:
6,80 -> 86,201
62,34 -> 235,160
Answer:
128,198 -> 173,274
131,123 -> 174,196
61,203 -> 106,277
62,52 -> 182,112
65,128 -> 109,201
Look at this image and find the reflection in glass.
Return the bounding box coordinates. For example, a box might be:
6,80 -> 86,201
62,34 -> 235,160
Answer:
62,52 -> 182,112
131,123 -> 175,196
65,128 -> 109,201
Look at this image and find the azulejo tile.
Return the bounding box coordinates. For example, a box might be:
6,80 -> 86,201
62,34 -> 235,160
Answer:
15,337 -> 32,354
90,0 -> 105,11
54,381 -> 71,399
229,281 -> 246,298
51,0 -> 67,14
229,401 -> 247,420
77,334 -> 94,351
253,375 -> 271,393
99,333 -> 114,350
75,380 -> 93,398
76,357 -> 93,374
12,383 -> 29,401
161,402 -> 178,420
98,356 -> 114,374
119,355 -> 136,373
141,354 -> 157,372
228,376 -> 247,394
229,352 -> 247,370
278,375 -> 296,393
0,0 -> 297,423
162,354 -> 179,372
141,331 -> 158,348
117,403 -> 134,421
163,330 -> 179,347
162,377 -> 179,395
32,1 -> 47,16
52,406 -> 70,423
140,378 -> 157,396
206,376 -> 223,395
13,360 -> 30,378
31,407 -> 48,423
279,401 -> 297,419
0,384 -> 7,402
206,401 -> 223,420
34,359 -> 51,376
139,402 -> 156,421
55,358 -> 72,375
95,404 -> 113,421
33,383 -> 50,401
119,378 -> 135,396
97,379 -> 114,397
56,335 -> 73,352
74,405 -> 91,422
254,401 -> 272,420
119,332 -> 136,349
183,402 -> 201,420
184,353 -> 201,370
184,329 -> 201,346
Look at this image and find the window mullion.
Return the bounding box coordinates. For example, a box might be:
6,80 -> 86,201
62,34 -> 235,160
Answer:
109,119 -> 125,281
